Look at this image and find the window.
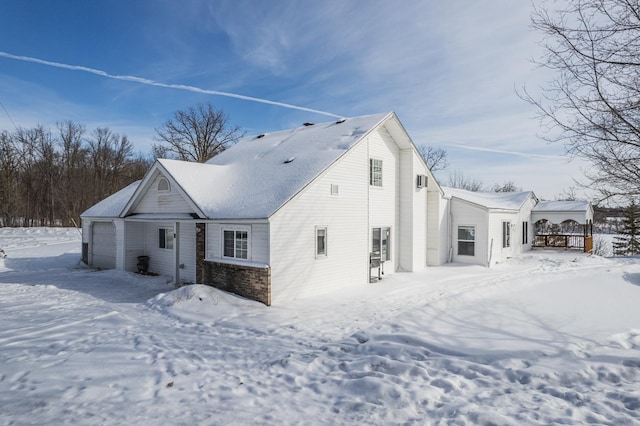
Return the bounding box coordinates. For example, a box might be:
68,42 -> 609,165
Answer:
159,227 -> 174,250
502,221 -> 511,248
330,184 -> 339,195
370,158 -> 383,187
522,221 -> 529,244
372,227 -> 391,261
223,229 -> 248,259
158,177 -> 170,191
316,227 -> 327,257
458,226 -> 475,256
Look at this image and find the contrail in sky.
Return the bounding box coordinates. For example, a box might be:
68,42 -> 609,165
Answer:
0,51 -> 342,118
449,143 -> 567,160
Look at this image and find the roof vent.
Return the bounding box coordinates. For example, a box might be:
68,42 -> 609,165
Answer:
303,122 -> 314,127
336,118 -> 346,124
284,157 -> 296,164
256,134 -> 265,139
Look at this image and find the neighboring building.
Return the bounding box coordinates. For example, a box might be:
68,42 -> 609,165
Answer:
81,112 -> 447,305
81,112 -> 595,305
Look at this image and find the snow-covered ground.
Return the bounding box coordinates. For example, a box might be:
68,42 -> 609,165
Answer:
1,228 -> 639,425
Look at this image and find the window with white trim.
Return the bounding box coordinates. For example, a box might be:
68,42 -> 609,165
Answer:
159,227 -> 174,250
502,221 -> 511,248
522,221 -> 529,244
223,228 -> 249,260
370,158 -> 383,187
316,227 -> 327,257
458,226 -> 475,256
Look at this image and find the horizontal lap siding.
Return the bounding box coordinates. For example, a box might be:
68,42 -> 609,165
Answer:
124,221 -> 145,272
206,223 -> 269,265
451,200 -> 489,265
269,140 -> 369,304
488,212 -> 519,265
144,222 -> 175,278
134,173 -> 192,214
427,191 -> 449,266
398,147 -> 429,271
368,128 -> 399,273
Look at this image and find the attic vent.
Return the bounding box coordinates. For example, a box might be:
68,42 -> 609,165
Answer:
336,118 -> 346,124
331,184 -> 339,195
256,134 -> 265,139
284,157 -> 296,164
158,177 -> 170,191
416,174 -> 427,189
303,122 -> 314,126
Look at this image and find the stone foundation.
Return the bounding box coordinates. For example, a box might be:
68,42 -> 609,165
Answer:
201,261 -> 271,306
195,222 -> 272,306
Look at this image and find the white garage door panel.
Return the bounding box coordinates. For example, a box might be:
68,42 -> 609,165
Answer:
92,222 -> 116,269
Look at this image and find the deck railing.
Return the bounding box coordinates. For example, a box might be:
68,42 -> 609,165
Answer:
533,234 -> 591,252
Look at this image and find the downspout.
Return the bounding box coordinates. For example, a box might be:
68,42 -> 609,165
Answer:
447,196 -> 453,263
488,238 -> 493,268
174,221 -> 180,285
366,137 -> 371,282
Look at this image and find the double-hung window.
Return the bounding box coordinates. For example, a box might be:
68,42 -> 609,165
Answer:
159,227 -> 174,250
458,226 -> 475,256
502,221 -> 511,248
223,229 -> 249,260
370,158 -> 383,187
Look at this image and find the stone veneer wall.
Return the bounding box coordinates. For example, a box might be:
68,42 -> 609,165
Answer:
195,223 -> 272,306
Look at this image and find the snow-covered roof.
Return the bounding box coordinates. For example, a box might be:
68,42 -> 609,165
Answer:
158,112 -> 391,219
444,187 -> 534,211
532,200 -> 591,212
81,180 -> 141,217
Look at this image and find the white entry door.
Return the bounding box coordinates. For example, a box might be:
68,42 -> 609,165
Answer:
92,222 -> 116,269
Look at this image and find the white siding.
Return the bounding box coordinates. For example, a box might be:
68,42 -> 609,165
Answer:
124,221 -> 145,272
398,147 -> 429,271
427,191 -> 450,266
144,222 -> 176,279
133,172 -> 192,214
205,222 -> 269,265
487,212 -> 519,265
269,139 -> 369,303
82,220 -> 90,243
368,127 -> 399,274
450,199 -> 489,265
178,222 -> 196,284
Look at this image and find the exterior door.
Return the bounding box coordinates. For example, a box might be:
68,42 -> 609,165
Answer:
92,222 -> 116,269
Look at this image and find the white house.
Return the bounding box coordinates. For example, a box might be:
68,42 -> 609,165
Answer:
81,111 -> 595,305
81,112 -> 447,305
444,188 -> 539,266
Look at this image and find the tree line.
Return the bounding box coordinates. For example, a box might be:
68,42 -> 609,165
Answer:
0,121 -> 150,227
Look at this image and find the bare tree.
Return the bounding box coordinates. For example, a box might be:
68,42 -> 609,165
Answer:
492,181 -> 520,193
0,130 -> 20,226
417,145 -> 449,172
521,0 -> 640,202
154,102 -> 242,163
447,170 -> 484,192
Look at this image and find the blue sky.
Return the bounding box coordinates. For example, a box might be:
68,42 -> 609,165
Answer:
0,0 -> 587,199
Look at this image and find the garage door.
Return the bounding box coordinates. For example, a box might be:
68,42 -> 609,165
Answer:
92,222 -> 116,269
